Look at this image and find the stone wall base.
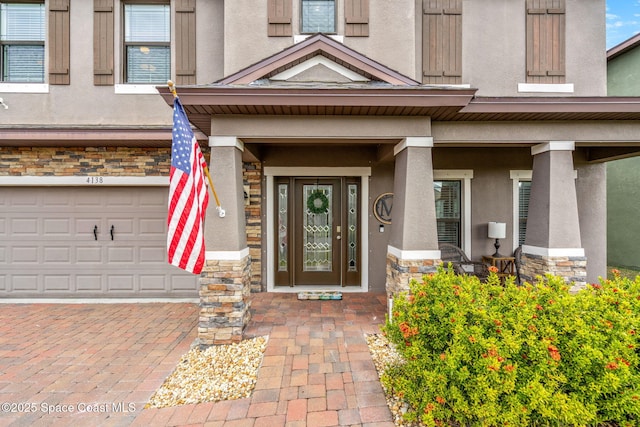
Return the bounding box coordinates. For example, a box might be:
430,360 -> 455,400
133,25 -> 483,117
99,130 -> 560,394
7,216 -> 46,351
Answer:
386,252 -> 440,296
197,255 -> 252,347
521,252 -> 587,293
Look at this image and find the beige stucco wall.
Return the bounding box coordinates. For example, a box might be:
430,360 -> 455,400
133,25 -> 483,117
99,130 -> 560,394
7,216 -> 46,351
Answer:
464,0 -> 607,96
0,0 -> 223,127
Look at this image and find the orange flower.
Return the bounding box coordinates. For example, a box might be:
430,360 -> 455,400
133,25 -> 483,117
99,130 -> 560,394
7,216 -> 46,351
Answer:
488,266 -> 499,273
504,364 -> 515,372
424,403 -> 436,413
468,336 -> 476,343
606,362 -> 619,370
440,353 -> 446,360
548,345 -> 561,362
436,396 -> 446,405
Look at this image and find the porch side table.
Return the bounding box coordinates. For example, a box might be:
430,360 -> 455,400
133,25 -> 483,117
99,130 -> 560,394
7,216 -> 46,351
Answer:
482,255 -> 516,284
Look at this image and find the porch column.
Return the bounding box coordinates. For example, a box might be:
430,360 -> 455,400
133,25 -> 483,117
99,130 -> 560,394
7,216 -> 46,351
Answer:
521,141 -> 587,291
386,137 -> 441,296
198,136 -> 251,347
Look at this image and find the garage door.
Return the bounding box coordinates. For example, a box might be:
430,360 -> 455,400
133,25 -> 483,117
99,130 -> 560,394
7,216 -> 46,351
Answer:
0,187 -> 198,298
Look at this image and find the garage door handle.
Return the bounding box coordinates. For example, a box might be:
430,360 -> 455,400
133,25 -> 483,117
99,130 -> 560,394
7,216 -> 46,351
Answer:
93,225 -> 98,240
110,225 -> 114,240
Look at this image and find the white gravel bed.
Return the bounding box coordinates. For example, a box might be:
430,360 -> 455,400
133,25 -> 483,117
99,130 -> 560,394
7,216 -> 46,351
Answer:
366,333 -> 425,427
145,336 -> 268,408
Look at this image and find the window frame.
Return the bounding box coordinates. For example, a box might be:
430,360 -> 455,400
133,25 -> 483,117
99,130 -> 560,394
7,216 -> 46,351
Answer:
510,170 -> 532,249
434,170 -> 473,257
300,0 -> 337,35
121,1 -> 170,84
0,1 -> 46,83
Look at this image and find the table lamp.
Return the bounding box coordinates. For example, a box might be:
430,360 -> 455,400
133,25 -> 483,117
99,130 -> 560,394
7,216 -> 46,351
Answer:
488,222 -> 506,257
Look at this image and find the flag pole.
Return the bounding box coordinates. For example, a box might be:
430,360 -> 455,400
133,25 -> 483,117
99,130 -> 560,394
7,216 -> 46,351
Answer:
168,80 -> 225,218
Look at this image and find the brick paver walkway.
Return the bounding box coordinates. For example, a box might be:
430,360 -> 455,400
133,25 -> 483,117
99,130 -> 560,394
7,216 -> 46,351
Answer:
0,293 -> 392,427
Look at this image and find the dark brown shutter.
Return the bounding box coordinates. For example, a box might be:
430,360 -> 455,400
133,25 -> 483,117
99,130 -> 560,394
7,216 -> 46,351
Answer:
345,0 -> 369,37
422,0 -> 462,84
49,0 -> 70,85
268,0 -> 292,37
176,0 -> 196,85
93,0 -> 114,86
526,0 -> 565,83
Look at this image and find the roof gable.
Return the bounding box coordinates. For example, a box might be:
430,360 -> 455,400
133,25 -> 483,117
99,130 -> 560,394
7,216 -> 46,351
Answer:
217,33 -> 418,86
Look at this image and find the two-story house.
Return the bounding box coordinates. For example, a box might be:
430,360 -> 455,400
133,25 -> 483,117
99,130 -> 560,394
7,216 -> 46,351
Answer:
1,0 -> 640,343
607,33 -> 640,271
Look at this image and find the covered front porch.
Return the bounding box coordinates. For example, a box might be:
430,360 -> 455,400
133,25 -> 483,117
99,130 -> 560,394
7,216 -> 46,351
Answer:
157,34 -> 640,345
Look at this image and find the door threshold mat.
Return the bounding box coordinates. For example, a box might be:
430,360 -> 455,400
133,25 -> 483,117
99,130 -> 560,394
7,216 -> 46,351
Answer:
297,291 -> 342,300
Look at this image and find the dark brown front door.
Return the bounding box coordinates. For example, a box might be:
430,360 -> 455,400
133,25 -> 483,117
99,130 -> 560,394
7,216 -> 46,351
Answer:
274,177 -> 361,287
294,178 -> 341,285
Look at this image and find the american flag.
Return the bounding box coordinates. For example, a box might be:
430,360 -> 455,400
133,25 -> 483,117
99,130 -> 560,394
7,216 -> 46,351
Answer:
167,97 -> 209,274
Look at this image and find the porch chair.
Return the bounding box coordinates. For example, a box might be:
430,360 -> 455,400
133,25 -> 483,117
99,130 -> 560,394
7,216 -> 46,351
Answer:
439,243 -> 489,281
513,245 -> 523,285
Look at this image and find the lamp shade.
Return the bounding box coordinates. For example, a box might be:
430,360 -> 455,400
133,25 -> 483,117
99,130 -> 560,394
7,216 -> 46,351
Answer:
488,222 -> 506,239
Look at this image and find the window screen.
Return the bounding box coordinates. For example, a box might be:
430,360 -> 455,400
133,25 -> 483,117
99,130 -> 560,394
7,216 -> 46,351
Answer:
301,0 -> 335,33
124,4 -> 170,83
434,180 -> 461,246
0,3 -> 45,82
518,181 -> 531,246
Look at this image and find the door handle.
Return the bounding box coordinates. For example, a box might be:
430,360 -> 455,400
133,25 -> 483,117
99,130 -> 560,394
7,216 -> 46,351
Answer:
336,235 -> 341,240
110,225 -> 114,240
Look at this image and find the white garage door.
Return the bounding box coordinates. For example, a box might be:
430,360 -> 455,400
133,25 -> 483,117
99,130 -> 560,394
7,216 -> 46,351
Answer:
0,187 -> 198,298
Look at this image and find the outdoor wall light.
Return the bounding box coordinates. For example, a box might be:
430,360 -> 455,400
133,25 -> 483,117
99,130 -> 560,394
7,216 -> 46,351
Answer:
488,221 -> 506,257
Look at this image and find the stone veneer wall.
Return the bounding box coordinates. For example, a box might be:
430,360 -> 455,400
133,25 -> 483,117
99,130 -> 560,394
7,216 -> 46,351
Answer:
386,252 -> 440,296
0,146 -> 173,176
198,255 -> 252,346
520,253 -> 587,292
243,162 -> 263,292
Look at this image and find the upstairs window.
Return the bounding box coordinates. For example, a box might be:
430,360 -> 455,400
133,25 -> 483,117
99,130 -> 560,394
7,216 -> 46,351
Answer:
301,0 -> 335,34
526,0 -> 565,83
124,3 -> 170,83
0,2 -> 45,82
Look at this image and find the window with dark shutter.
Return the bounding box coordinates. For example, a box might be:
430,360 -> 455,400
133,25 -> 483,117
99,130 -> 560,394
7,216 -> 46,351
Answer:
345,0 -> 368,37
93,0 -> 114,86
526,0 -> 565,83
175,0 -> 196,85
268,0 -> 292,37
422,0 -> 462,84
49,0 -> 70,85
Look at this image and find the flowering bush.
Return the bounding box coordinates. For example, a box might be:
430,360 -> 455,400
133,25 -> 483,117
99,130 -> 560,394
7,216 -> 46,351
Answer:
381,266 -> 640,427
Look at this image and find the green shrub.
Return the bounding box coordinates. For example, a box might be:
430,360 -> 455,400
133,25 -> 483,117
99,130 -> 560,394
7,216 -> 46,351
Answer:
381,266 -> 640,427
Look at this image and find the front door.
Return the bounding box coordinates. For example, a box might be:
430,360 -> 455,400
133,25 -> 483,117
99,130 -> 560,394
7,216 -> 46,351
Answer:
274,177 -> 360,287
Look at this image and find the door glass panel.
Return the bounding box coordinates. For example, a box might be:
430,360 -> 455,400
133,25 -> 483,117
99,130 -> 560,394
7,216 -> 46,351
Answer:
347,184 -> 358,272
303,184 -> 332,272
278,183 -> 288,272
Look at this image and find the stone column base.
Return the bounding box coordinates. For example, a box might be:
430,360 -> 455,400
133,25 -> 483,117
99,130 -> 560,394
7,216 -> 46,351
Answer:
197,254 -> 252,347
386,252 -> 440,296
521,252 -> 587,293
